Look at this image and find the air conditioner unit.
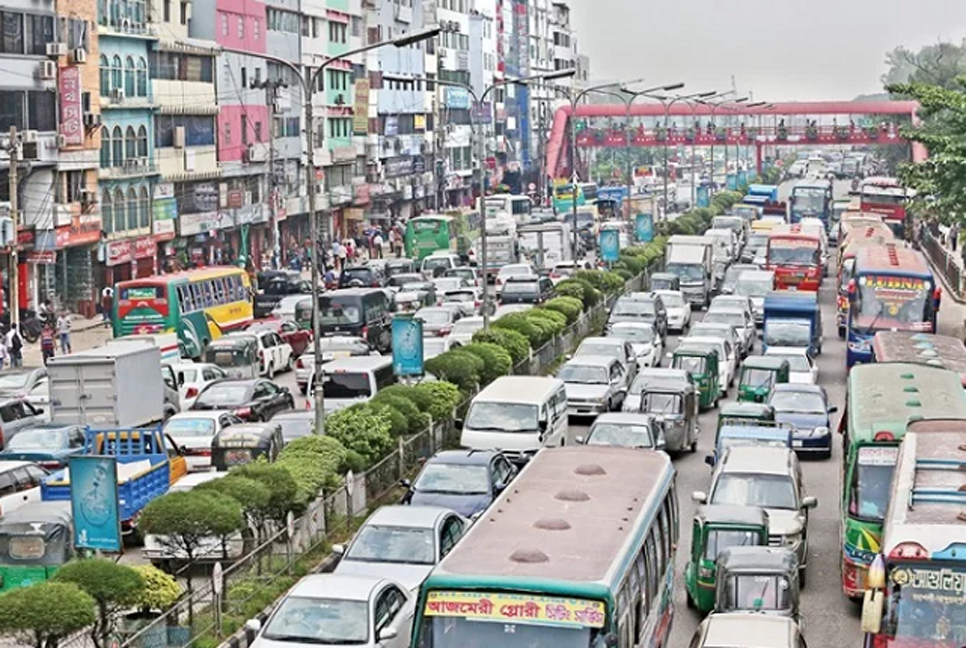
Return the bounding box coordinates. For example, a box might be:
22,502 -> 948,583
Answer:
173,126 -> 185,148
46,42 -> 67,58
437,47 -> 448,58
83,113 -> 102,129
272,99 -> 283,114
56,134 -> 67,149
71,48 -> 88,64
39,60 -> 57,80
80,189 -> 96,205
334,94 -> 345,106
21,130 -> 38,144
111,88 -> 125,101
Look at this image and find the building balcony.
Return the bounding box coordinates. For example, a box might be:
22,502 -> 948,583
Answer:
97,21 -> 158,39
101,91 -> 157,110
154,81 -> 217,114
98,158 -> 161,179
157,145 -> 220,181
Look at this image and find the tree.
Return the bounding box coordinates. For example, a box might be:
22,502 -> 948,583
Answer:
139,490 -> 243,595
198,475 -> 272,548
232,463 -> 300,524
53,559 -> 144,648
0,582 -> 96,648
882,41 -> 966,90
130,565 -> 182,616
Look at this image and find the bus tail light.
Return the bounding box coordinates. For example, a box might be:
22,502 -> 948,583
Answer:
873,431 -> 894,442
889,542 -> 929,560
361,325 -> 369,340
185,387 -> 199,399
234,407 -> 252,419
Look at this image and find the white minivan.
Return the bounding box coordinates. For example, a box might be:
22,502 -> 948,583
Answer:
460,376 -> 568,465
309,356 -> 395,412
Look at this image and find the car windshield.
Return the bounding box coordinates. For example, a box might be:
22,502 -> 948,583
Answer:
770,354 -> 810,372
703,529 -> 762,561
415,462 -> 489,495
196,385 -> 250,405
705,312 -> 744,328
741,368 -> 775,389
711,473 -> 798,510
322,373 -> 371,399
465,402 -> 539,433
434,279 -> 464,292
423,258 -> 452,272
587,423 -> 653,448
6,429 -> 67,450
444,291 -> 475,303
502,281 -> 539,294
735,278 -> 772,299
346,525 -> 436,565
642,392 -> 682,414
417,310 -> 452,326
262,596 -> 368,644
319,297 -> 363,326
764,321 -> 811,348
770,390 -> 824,413
658,292 -> 684,307
205,346 -> 252,367
612,300 -> 653,318
666,263 -> 705,281
558,364 -> 609,384
849,445 -> 899,521
724,574 -> 793,611
675,356 -> 706,374
767,240 -> 820,266
0,372 -> 31,391
389,275 -> 423,288
276,417 -> 314,441
164,418 -> 217,438
609,326 -> 654,343
576,343 -> 620,360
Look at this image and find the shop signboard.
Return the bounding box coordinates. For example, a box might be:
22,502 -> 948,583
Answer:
179,211 -> 228,237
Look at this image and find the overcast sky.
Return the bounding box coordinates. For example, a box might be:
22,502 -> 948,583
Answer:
570,0 -> 966,101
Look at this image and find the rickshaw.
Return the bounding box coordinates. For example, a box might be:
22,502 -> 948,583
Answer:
706,422 -> 793,467
714,546 -> 802,626
639,382 -> 700,453
210,422 -> 284,471
294,297 -> 315,330
0,501 -> 73,592
384,259 -> 416,278
204,336 -> 259,379
737,356 -> 790,403
716,402 -> 776,435
671,345 -> 720,410
685,505 -> 770,613
650,272 -> 681,292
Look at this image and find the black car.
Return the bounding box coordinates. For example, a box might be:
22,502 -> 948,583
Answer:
607,293 -> 668,340
499,276 -> 554,305
401,449 -> 518,518
384,259 -> 416,278
253,275 -> 314,318
339,264 -> 385,288
191,378 -> 294,422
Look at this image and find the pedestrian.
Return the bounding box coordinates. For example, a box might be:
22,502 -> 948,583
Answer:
0,335 -> 7,370
101,286 -> 114,327
951,223 -> 960,252
56,310 -> 72,355
5,326 -> 22,368
40,325 -> 55,365
373,231 -> 384,259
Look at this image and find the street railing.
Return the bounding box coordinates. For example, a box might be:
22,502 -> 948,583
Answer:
922,229 -> 965,299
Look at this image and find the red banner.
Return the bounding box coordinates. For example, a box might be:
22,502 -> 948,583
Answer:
59,66 -> 84,147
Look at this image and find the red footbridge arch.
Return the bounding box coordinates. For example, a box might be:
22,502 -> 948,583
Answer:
546,100 -> 924,179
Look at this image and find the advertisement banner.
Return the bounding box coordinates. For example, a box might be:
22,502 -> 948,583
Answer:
444,87 -> 471,110
635,213 -> 654,243
726,173 -> 737,191
70,456 -> 122,552
424,591 -> 606,628
599,229 -> 620,262
353,79 -> 369,134
59,66 -> 84,147
392,315 -> 424,377
697,184 -> 711,208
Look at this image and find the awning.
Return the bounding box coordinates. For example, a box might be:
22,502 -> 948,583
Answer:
157,37 -> 221,56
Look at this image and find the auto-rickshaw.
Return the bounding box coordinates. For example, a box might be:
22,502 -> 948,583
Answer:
294,297 -> 315,330
210,422 -> 284,471
204,336 -> 260,379
714,546 -> 802,626
650,273 -> 681,292
715,402 -> 776,436
685,505 -> 770,613
0,501 -> 73,592
639,383 -> 700,453
671,345 -> 721,410
706,422 -> 793,467
737,356 -> 790,403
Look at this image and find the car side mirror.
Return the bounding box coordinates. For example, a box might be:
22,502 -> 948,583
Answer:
692,490 -> 708,504
332,544 -> 346,555
828,405 -> 838,414
399,479 -> 411,489
378,628 -> 398,642
704,455 -> 715,467
245,619 -> 262,633
575,435 -> 585,445
802,496 -> 818,509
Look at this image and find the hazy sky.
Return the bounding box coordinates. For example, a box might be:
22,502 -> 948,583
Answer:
570,0 -> 966,101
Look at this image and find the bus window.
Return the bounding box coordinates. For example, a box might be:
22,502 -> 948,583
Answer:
189,284 -> 203,311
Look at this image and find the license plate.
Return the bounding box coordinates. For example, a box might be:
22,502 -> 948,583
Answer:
787,286 -> 797,291
225,450 -> 252,465
792,440 -> 804,447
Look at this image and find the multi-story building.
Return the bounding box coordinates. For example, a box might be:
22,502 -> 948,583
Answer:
436,0 -> 473,207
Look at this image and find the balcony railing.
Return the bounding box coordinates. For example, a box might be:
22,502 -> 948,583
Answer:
98,158 -> 160,179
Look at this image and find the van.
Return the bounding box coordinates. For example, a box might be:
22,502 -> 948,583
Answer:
460,376 -> 568,465
315,289 -> 392,352
309,356 -> 395,413
203,337 -> 260,379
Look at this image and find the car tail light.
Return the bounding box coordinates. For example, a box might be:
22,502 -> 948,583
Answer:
0,427 -> 5,448
38,461 -> 62,470
234,407 -> 252,419
296,358 -> 305,369
438,326 -> 452,337
185,386 -> 199,399
187,448 -> 212,456
361,325 -> 369,339
258,350 -> 265,362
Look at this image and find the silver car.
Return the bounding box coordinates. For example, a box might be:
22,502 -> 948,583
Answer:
557,355 -> 628,417
690,613 -> 806,648
333,505 -> 468,591
578,412 -> 666,450
703,308 -> 757,357
654,289 -> 691,332
734,270 -> 775,325
573,336 -> 639,379
606,321 -> 663,368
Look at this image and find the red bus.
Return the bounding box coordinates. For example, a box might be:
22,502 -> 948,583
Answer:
859,177 -> 910,239
766,224 -> 823,291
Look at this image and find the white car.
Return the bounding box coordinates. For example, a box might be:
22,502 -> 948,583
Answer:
654,290 -> 691,332
449,316 -> 485,346
270,294 -> 310,320
295,337 -> 375,394
226,330 -> 293,378
162,411 -> 243,471
169,362 -> 228,408
607,321 -> 663,368
766,347 -> 819,384
493,303 -> 532,319
423,336 -> 460,360
682,335 -> 736,392
440,287 -> 481,317
431,277 -> 471,295
702,308 -> 756,357
495,263 -> 537,289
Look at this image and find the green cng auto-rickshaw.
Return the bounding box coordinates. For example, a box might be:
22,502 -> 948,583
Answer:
714,546 -> 802,626
737,356 -> 790,403
672,345 -> 721,410
685,504 -> 770,613
0,501 -> 73,592
715,402 -> 776,439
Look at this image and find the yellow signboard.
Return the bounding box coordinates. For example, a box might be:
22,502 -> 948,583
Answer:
423,591 -> 606,628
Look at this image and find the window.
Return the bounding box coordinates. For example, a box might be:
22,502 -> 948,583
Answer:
111,55 -> 123,92
99,55 -> 111,96
266,8 -> 298,33
136,57 -> 148,96
100,128 -> 111,166
139,186 -> 150,228
137,125 -> 148,157
163,0 -> 170,21
220,12 -> 228,35
328,21 -> 346,43
237,15 -> 243,38
64,170 -> 85,203
102,190 -> 113,233
644,531 -> 659,605
66,17 -> 88,50
240,67 -> 247,89
114,188 -> 126,232
124,56 -> 135,96
253,17 -> 260,39
223,120 -> 231,145
151,52 -> 214,82
254,120 -> 262,142
1,12 -> 23,55
155,115 -> 216,147
111,125 -> 123,165
241,114 -> 249,144
125,126 -> 137,161
180,1 -> 187,24
127,187 -> 138,229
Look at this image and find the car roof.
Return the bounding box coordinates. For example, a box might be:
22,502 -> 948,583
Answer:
720,446 -> 795,474
429,449 -> 498,465
579,336 -> 625,347
609,320 -> 655,330
591,413 -> 658,426
772,383 -> 824,395
454,316 -> 484,325
717,546 -> 799,573
287,574 -> 389,601
474,376 -> 564,403
696,504 -> 770,527
702,612 -> 797,647
564,355 -> 618,368
171,471 -> 228,491
166,410 -> 234,421
321,356 -> 393,372
364,505 -> 455,529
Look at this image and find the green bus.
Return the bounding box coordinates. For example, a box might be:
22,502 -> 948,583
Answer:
411,446 -> 678,648
839,362 -> 966,599
404,211 -> 481,262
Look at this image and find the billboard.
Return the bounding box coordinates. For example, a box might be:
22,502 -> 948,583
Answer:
70,456 -> 122,552
392,315 -> 424,376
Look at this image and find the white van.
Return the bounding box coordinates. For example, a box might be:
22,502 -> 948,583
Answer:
309,356 -> 395,412
460,376 -> 568,464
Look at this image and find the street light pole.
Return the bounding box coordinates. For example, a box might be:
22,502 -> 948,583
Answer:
703,96 -> 747,187
226,27 -> 440,436
649,91 -> 715,217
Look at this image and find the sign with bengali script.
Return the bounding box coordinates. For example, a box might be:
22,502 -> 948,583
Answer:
423,591 -> 606,628
353,79 -> 369,134
891,567 -> 966,603
59,66 -> 84,146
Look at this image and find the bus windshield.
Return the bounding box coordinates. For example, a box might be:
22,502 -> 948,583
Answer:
418,614 -> 592,648
853,275 -> 931,331
666,263 -> 704,282
791,188 -> 826,212
412,219 -> 443,233
768,239 -> 820,266
884,563 -> 966,644
848,445 -> 898,521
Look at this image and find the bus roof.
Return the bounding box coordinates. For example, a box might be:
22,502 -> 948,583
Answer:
768,224 -> 821,240
409,214 -> 454,222
883,418 -> 966,557
793,179 -> 831,190
847,363 -> 966,444
427,446 -> 674,590
872,332 -> 966,386
118,266 -> 247,284
854,244 -> 930,276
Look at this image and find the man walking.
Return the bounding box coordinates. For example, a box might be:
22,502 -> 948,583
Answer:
101,286 -> 114,327
56,310 -> 72,355
5,326 -> 22,368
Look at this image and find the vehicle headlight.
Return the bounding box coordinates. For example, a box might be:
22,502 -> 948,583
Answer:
782,533 -> 802,550
813,426 -> 830,437
698,565 -> 714,579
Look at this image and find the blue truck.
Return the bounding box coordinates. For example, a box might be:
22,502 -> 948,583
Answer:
41,427 -> 184,538
762,291 -> 823,357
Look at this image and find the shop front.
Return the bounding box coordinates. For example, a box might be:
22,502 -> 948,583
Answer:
55,213 -> 103,315
103,235 -> 159,285
176,210 -> 233,268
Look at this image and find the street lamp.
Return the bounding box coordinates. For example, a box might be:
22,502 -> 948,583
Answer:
226,27 -> 440,436
384,68 -> 575,329
701,95 -> 747,184
735,102 -> 767,174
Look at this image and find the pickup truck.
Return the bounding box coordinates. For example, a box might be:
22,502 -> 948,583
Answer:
41,427 -> 186,537
254,273 -> 314,319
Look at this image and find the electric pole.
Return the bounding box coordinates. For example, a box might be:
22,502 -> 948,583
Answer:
7,126 -> 19,328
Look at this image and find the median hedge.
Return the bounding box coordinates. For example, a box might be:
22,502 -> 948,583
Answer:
542,296 -> 583,324
461,343 -> 513,385
471,328 -> 530,364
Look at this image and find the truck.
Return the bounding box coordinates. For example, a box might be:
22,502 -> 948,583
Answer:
483,234 -> 520,281
106,335 -> 184,414
665,235 -> 714,308
41,427 -> 185,537
518,222 -> 573,270
47,343 -> 170,428
762,291 -> 822,357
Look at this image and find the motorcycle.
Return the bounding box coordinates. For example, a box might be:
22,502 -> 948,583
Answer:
0,308 -> 45,343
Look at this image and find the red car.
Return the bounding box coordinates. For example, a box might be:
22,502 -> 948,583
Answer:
246,318 -> 312,356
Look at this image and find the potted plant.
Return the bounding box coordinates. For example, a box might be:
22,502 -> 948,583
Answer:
715,127 -> 728,142
865,126 -> 879,139
120,566 -> 183,647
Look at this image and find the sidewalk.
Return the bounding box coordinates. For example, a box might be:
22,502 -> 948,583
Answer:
920,230 -> 966,340
19,314 -> 113,368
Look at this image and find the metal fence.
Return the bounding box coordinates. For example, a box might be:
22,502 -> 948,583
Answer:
922,229 -> 965,299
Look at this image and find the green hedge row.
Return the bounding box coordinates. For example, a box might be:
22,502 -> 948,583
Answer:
658,191 -> 746,237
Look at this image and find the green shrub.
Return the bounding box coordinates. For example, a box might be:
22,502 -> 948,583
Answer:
378,384 -> 434,413
553,280 -> 586,303
613,268 -> 633,281
461,342 -> 512,384
528,307 -> 567,329
517,313 -> 556,346
542,296 -> 582,324
555,278 -> 600,308
276,434 -> 351,497
616,254 -> 643,275
574,270 -> 624,294
370,392 -> 431,434
492,312 -> 543,347
471,328 -> 530,364
368,401 -> 408,437
325,403 -> 394,464
413,381 -> 463,420
425,349 -> 484,392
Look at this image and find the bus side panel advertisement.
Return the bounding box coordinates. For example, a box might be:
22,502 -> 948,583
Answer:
424,591 -> 606,628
